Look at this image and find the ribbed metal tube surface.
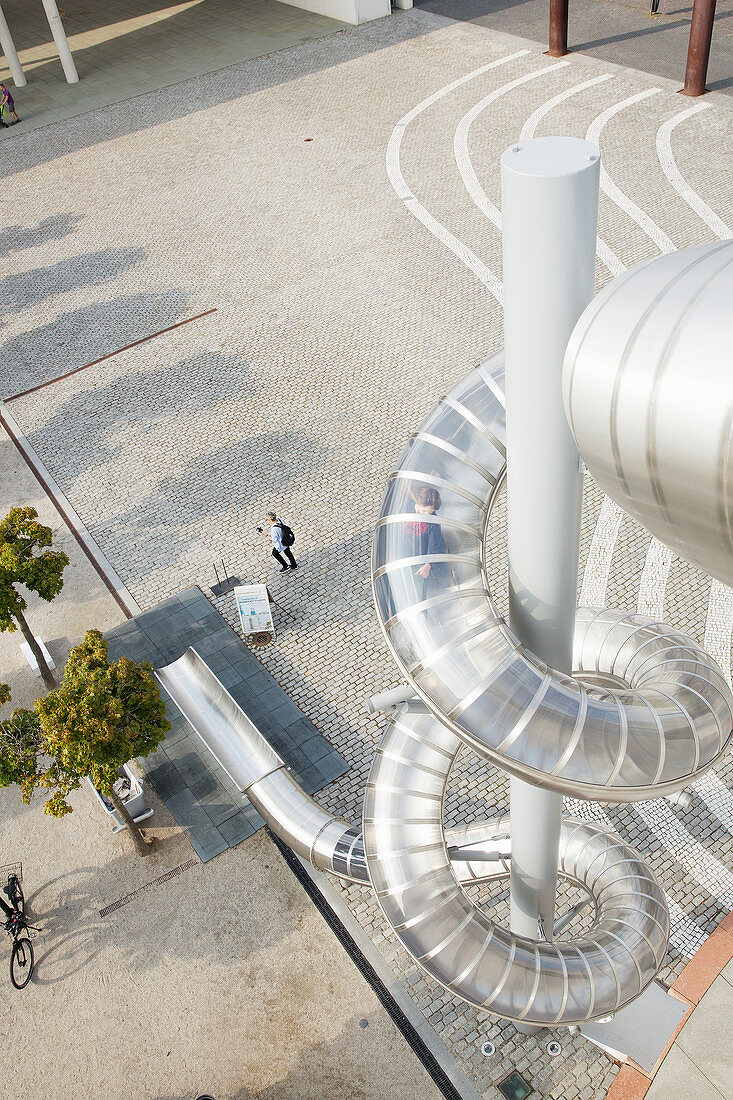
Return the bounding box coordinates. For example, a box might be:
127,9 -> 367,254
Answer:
563,241 -> 733,589
363,706 -> 668,1025
371,354 -> 733,801
155,650 -> 369,883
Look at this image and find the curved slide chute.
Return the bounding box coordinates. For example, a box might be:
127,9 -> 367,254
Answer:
156,649 -> 369,884
370,354 -> 732,803
157,241 -> 733,1027
363,244 -> 733,1025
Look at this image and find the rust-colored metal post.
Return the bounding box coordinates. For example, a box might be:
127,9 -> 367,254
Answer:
682,0 -> 717,96
549,0 -> 569,56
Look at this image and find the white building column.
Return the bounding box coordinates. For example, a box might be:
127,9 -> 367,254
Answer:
500,137 -> 600,1022
0,5 -> 26,88
41,0 -> 78,84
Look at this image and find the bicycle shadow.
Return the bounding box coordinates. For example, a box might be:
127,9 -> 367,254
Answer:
22,867 -> 105,986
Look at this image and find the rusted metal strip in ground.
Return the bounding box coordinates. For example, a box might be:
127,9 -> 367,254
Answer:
4,307 -> 218,403
0,402 -> 140,619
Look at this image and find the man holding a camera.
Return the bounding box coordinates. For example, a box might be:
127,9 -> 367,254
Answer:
258,511 -> 297,573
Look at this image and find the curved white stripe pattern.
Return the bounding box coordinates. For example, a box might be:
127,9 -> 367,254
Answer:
386,51 -> 529,305
637,538 -> 674,618
704,580 -> 733,689
587,90 -> 676,255
657,105 -> 732,239
579,497 -> 624,607
520,72 -> 615,141
519,71 -> 624,277
453,60 -> 570,232
693,771 -> 733,835
457,69 -> 626,278
634,799 -> 733,909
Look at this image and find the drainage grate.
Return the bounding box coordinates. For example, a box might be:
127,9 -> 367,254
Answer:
99,858 -> 198,917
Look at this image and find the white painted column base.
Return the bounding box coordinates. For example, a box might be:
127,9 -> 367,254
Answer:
20,637 -> 56,677
0,5 -> 26,87
279,0 -> 390,24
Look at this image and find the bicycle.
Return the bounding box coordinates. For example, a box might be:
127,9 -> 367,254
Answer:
1,864 -> 38,990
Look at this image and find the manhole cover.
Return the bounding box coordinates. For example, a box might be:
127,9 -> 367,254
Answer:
497,1071 -> 532,1100
249,631 -> 273,648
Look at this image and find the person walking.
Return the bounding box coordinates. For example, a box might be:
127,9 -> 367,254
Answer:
264,511 -> 297,572
0,85 -> 20,125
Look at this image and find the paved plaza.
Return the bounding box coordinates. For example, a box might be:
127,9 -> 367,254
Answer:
1,5 -> 733,1099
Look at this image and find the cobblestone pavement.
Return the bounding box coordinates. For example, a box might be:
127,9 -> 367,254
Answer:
0,0 -> 347,134
415,0 -> 733,97
1,10 -> 732,1098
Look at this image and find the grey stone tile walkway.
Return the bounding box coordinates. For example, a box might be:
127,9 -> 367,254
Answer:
105,585 -> 348,861
0,0 -> 348,137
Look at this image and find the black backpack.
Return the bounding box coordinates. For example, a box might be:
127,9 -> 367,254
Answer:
278,522 -> 295,547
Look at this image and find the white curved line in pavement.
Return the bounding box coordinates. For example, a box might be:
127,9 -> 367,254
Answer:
457,68 -> 624,277
579,497 -> 625,607
520,72 -> 615,141
595,240 -> 626,277
453,60 -> 570,233
637,537 -> 674,618
693,771 -> 733,835
704,580 -> 733,688
634,799 -> 733,909
386,50 -> 529,305
657,105 -> 732,240
586,89 -> 676,256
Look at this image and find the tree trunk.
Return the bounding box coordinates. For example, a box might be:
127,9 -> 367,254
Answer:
107,784 -> 153,857
14,608 -> 56,692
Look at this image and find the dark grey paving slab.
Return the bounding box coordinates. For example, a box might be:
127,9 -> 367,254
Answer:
189,828 -> 229,862
105,586 -> 348,864
218,812 -> 257,847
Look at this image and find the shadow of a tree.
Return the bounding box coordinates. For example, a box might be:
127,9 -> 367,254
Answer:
94,427 -> 332,581
0,245 -> 146,315
0,212 -> 84,259
1,288 -> 191,397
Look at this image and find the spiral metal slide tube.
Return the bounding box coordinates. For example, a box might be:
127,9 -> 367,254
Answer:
157,236 -> 733,1026
370,354 -> 733,802
364,705 -> 669,1026
364,347 -> 733,1023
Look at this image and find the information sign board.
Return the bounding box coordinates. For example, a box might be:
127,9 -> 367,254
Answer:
233,584 -> 275,640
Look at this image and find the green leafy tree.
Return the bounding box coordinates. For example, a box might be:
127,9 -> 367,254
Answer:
0,507 -> 69,691
0,692 -> 44,804
0,631 -> 170,856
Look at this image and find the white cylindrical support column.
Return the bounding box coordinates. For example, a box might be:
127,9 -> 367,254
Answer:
500,138 -> 600,981
41,0 -> 78,84
0,5 -> 26,88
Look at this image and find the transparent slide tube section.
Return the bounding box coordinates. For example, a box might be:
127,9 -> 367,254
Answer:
371,352 -> 733,802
